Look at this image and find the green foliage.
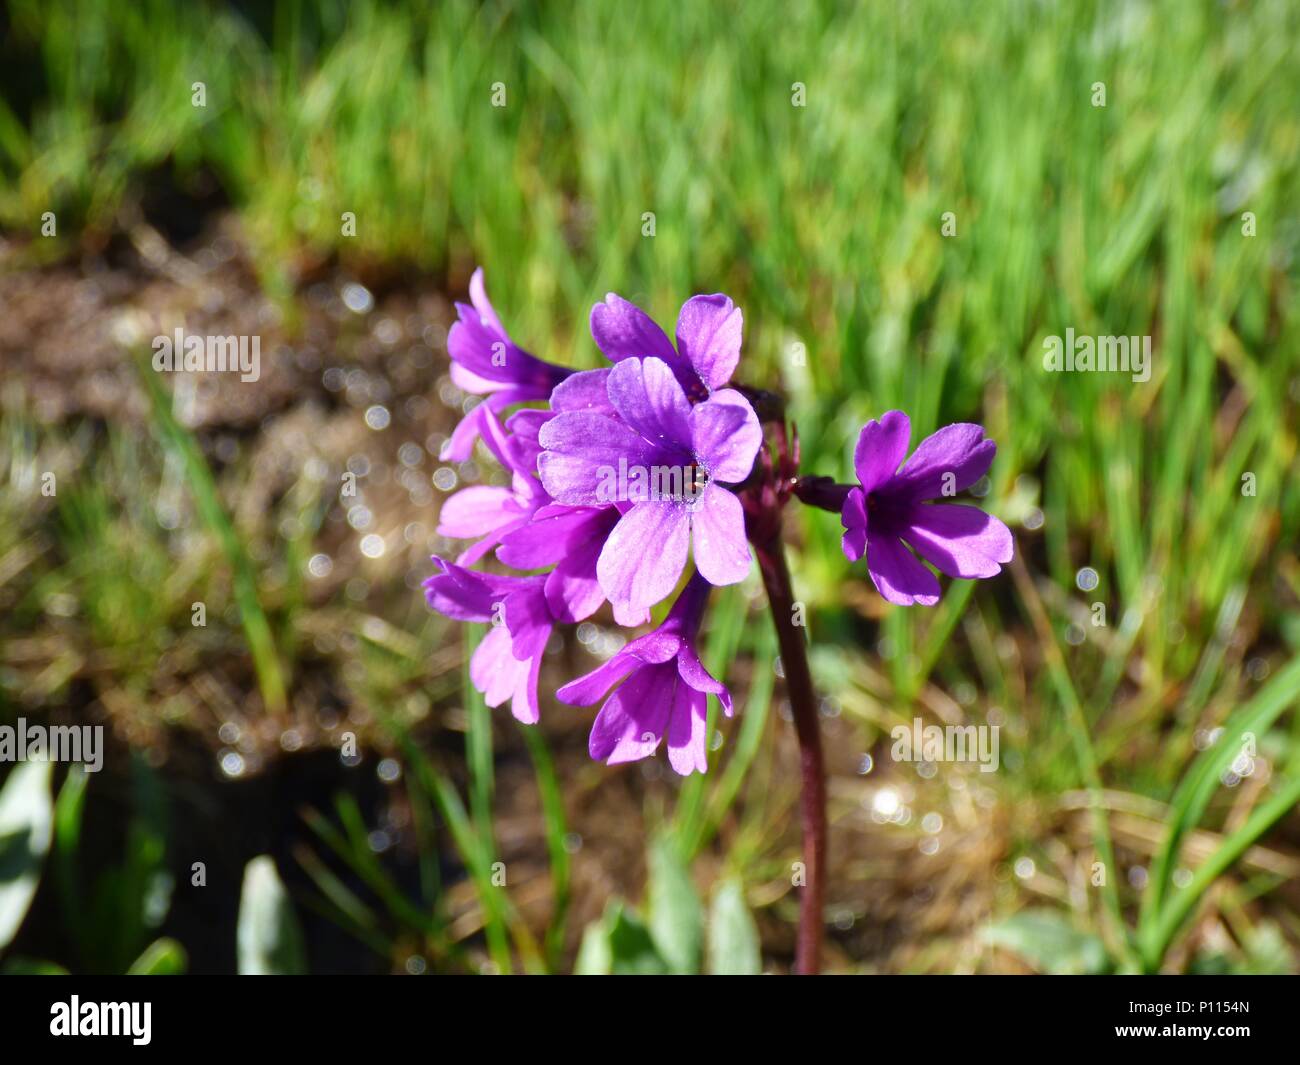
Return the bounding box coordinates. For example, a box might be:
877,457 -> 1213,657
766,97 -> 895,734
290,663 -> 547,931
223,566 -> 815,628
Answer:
982,910 -> 1111,976
576,833 -> 763,975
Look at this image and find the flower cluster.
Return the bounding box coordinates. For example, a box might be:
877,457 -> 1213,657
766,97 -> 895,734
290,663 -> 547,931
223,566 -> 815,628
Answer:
424,269 -> 1013,774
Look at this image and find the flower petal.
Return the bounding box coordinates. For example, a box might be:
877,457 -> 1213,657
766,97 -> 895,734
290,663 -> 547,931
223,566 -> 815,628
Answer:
436,485 -> 520,539
467,267 -> 508,339
544,547 -> 606,622
596,501 -> 691,613
666,684 -> 709,775
840,487 -> 868,562
690,484 -> 751,587
887,423 -> 995,501
899,503 -> 1014,579
497,506 -> 611,569
689,389 -> 761,483
605,357 -> 693,451
504,589 -> 551,725
590,293 -> 678,365
588,663 -> 676,765
441,391 -> 527,463
537,411 -> 664,505
853,411 -> 911,494
676,643 -> 733,715
471,624 -> 525,707
549,368 -> 615,414
675,294 -> 742,391
557,651 -> 641,706
866,533 -> 941,606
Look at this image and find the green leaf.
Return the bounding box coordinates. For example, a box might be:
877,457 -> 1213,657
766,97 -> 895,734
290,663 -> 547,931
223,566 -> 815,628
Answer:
0,761 -> 55,950
127,937 -> 188,975
2,956 -> 68,975
237,855 -> 307,975
575,900 -> 670,976
707,878 -> 762,975
647,834 -> 702,974
982,909 -> 1111,975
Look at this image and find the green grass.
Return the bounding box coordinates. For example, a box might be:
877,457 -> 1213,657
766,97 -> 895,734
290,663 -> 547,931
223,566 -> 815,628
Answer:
1,0 -> 1299,973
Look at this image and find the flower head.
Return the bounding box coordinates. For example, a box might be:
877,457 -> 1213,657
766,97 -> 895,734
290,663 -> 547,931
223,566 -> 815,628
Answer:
423,556 -> 553,723
840,410 -> 1013,606
557,572 -> 731,775
436,406 -> 548,565
590,292 -> 743,401
442,268 -> 571,461
538,356 -> 761,617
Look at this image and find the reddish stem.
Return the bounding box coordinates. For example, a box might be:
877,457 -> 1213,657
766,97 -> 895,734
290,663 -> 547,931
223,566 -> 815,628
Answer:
753,534 -> 826,975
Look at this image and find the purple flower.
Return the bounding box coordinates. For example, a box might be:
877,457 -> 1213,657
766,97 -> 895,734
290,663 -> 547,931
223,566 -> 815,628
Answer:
537,356 -> 762,617
422,557 -> 553,723
840,411 -> 1013,606
496,503 -> 629,625
590,292 -> 743,401
557,573 -> 731,775
435,406 -> 547,565
442,268 -> 571,461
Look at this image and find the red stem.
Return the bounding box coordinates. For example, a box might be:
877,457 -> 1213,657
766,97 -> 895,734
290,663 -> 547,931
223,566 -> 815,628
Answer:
753,535 -> 826,975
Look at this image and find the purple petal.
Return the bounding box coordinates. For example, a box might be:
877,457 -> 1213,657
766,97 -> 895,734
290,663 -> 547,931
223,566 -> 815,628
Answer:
666,684 -> 709,775
423,559 -> 495,620
690,484 -> 751,587
886,423 -> 995,501
537,412 -> 665,505
504,408 -> 550,473
840,487 -> 868,562
689,389 -> 762,484
611,600 -> 651,627
675,294 -> 742,391
597,501 -> 691,613
605,357 -> 693,451
497,506 -> 611,569
590,294 -> 678,365
550,368 -> 615,414
467,267 -> 507,338
899,503 -> 1014,579
853,411 -> 911,494
471,624 -> 525,707
447,270 -> 569,392
557,651 -> 642,706
436,485 -> 520,539
676,643 -> 733,715
503,587 -> 551,725
544,548 -> 606,623
588,662 -> 677,765
866,533 -> 941,606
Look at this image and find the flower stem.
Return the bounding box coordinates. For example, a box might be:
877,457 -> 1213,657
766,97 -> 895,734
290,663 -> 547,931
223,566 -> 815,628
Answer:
753,535 -> 826,975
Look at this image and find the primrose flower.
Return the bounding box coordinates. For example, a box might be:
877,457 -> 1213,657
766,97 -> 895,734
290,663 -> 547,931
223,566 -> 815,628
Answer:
496,503 -> 625,624
590,292 -> 743,400
442,268 -> 572,461
839,411 -> 1013,606
557,572 -> 731,775
537,356 -> 761,617
422,557 -> 553,723
435,406 -> 548,565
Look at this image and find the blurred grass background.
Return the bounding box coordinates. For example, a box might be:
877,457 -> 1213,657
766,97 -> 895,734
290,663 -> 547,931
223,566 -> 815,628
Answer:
1,0 -> 1298,973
